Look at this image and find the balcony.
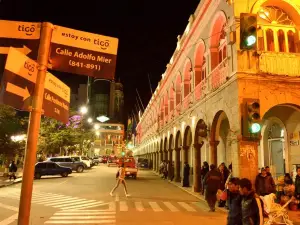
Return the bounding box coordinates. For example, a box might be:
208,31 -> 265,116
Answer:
194,79 -> 207,100
183,92 -> 193,110
259,52 -> 300,76
208,58 -> 229,90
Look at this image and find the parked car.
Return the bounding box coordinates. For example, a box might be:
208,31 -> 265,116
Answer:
70,156 -> 91,168
35,161 -> 72,179
137,158 -> 149,169
93,157 -> 100,165
101,156 -> 108,164
46,156 -> 85,173
107,156 -> 118,167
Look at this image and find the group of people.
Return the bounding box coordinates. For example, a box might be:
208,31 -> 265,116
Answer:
159,160 -> 175,181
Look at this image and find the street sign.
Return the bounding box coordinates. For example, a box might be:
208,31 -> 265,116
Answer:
50,25 -> 118,80
0,20 -> 41,74
0,47 -> 37,110
43,72 -> 70,124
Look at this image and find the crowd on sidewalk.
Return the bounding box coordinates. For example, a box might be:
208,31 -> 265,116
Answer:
158,160 -> 300,225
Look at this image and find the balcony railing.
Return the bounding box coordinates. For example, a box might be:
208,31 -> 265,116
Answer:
208,58 -> 229,90
183,92 -> 193,110
259,52 -> 300,76
194,79 -> 207,100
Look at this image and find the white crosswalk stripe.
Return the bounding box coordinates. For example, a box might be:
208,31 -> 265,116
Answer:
112,201 -> 199,212
0,188 -> 104,210
44,210 -> 116,224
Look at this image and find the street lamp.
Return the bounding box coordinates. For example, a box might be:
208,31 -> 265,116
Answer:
87,118 -> 93,123
94,124 -> 100,130
97,115 -> 109,123
11,134 -> 26,142
95,131 -> 100,136
80,106 -> 88,115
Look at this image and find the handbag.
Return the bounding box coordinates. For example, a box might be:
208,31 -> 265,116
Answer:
220,190 -> 228,201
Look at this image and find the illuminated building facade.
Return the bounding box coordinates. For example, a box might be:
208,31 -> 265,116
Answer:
134,0 -> 300,192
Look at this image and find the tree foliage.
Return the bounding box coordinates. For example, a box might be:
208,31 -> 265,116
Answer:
0,104 -> 27,157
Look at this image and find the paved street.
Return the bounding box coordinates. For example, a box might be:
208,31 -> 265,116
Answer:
0,165 -> 226,225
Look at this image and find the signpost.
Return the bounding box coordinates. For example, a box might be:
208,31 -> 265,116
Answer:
0,20 -> 41,74
50,25 -> 119,79
0,20 -> 119,225
43,72 -> 70,123
0,47 -> 37,110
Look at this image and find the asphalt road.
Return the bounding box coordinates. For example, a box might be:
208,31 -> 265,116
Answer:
0,164 -> 227,225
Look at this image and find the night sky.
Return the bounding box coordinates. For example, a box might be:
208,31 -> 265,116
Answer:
0,0 -> 200,123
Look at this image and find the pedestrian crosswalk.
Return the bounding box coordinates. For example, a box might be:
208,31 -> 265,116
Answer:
44,210 -> 116,224
111,200 -> 201,213
0,188 -> 106,210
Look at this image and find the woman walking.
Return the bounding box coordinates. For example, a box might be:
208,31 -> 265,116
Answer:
110,163 -> 130,197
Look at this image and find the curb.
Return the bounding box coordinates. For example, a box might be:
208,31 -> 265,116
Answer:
0,178 -> 22,188
152,171 -> 228,213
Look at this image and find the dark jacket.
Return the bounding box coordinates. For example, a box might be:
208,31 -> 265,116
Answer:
241,191 -> 263,225
228,191 -> 242,225
219,168 -> 230,190
255,174 -> 275,195
203,169 -> 222,192
9,163 -> 17,173
201,166 -> 209,180
294,175 -> 300,196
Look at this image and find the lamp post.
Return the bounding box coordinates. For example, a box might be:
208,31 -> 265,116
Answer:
79,106 -> 88,155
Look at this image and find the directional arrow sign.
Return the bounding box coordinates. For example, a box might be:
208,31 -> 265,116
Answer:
0,47 -> 37,111
0,20 -> 41,75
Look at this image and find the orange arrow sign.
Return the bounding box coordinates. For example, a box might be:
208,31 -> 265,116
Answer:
6,82 -> 30,101
0,45 -> 32,55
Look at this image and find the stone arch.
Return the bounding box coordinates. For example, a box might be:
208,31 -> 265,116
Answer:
169,134 -> 174,150
169,83 -> 175,113
210,110 -> 231,167
260,103 -> 300,176
209,11 -> 227,70
183,59 -> 192,98
251,0 -> 300,25
183,126 -> 193,165
175,73 -> 182,106
194,41 -> 206,87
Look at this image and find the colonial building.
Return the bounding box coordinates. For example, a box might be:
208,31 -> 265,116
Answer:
133,0 -> 300,192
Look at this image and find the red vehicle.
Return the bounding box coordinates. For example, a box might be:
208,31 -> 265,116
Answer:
118,157 -> 138,179
107,156 -> 118,167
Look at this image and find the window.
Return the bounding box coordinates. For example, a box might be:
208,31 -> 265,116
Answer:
266,29 -> 275,51
65,158 -> 73,162
278,30 -> 285,52
288,31 -> 296,53
36,163 -> 46,169
47,163 -> 57,169
72,157 -> 80,162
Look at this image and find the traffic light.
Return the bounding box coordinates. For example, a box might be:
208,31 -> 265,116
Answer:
240,13 -> 257,50
121,151 -> 125,157
242,99 -> 261,139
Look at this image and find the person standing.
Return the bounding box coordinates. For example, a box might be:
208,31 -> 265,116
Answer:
110,163 -> 130,197
203,164 -> 222,212
255,167 -> 275,196
239,178 -> 264,225
8,161 -> 17,181
201,161 -> 209,195
227,177 -> 242,225
294,167 -> 300,202
182,162 -> 190,187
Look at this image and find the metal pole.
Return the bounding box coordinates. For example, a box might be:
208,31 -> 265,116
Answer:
18,22 -> 53,225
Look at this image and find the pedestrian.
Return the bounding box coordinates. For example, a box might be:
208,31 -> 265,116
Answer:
255,167 -> 275,196
163,161 -> 168,179
182,162 -> 190,187
203,164 -> 222,212
227,177 -> 242,225
110,163 -> 130,197
168,161 -> 174,181
218,162 -> 230,207
225,164 -> 233,209
201,161 -> 209,195
8,160 -> 17,181
239,178 -> 264,225
265,166 -> 272,177
294,167 -> 300,202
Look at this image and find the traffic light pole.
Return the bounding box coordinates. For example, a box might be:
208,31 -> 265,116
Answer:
18,22 -> 53,225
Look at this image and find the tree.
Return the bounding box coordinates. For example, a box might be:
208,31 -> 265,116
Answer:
0,104 -> 27,158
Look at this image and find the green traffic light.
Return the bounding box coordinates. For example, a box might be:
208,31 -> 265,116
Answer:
250,123 -> 261,133
121,152 -> 125,156
246,35 -> 256,46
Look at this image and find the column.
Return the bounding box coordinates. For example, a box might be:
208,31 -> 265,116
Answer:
238,140 -> 258,184
193,142 -> 203,192
174,148 -> 181,182
164,151 -> 168,161
209,141 -> 219,165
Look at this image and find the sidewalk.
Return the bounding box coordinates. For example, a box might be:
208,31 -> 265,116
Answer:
152,171 -> 300,224
0,171 -> 23,188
